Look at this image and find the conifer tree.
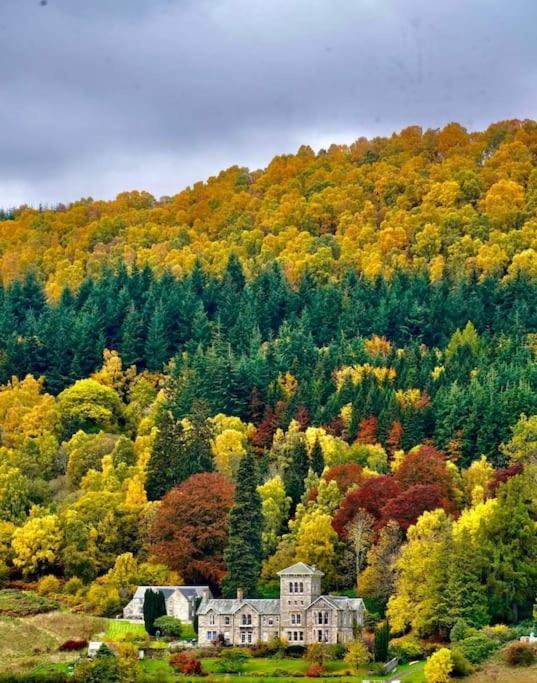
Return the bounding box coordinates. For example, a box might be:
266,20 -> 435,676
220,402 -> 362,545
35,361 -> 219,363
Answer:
311,437 -> 325,476
283,437 -> 310,512
221,450 -> 262,598
143,588 -> 167,635
145,410 -> 185,501
374,621 -> 390,662
145,305 -> 169,371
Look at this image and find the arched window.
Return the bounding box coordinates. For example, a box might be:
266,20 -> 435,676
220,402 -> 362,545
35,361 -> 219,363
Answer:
289,582 -> 293,593
299,582 -> 303,592
294,581 -> 298,592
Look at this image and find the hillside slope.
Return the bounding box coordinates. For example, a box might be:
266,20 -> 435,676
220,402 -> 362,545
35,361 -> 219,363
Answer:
1,119 -> 537,298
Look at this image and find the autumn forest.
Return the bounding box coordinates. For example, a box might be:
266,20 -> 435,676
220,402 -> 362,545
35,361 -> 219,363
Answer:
1,119 -> 537,678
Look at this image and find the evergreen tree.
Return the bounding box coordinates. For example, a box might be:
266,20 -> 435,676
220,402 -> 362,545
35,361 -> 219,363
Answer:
143,589 -> 167,635
145,304 -> 169,371
145,410 -> 185,501
221,450 -> 263,598
310,437 -> 325,476
374,621 -> 390,663
283,437 -> 309,512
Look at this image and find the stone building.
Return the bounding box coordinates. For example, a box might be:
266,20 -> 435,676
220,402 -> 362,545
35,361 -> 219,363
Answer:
123,585 -> 211,623
197,562 -> 364,646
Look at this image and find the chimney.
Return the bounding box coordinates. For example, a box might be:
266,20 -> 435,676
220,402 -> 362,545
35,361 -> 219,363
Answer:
201,588 -> 210,601
237,587 -> 244,602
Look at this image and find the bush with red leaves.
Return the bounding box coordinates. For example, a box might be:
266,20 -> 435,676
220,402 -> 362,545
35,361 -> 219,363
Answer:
59,638 -> 88,651
305,663 -> 325,677
170,651 -> 203,675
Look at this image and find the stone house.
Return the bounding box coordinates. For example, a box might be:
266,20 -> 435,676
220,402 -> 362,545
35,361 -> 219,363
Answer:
197,562 -> 364,646
123,585 -> 211,623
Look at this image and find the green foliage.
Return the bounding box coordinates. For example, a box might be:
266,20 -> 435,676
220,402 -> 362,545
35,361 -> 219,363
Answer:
153,615 -> 182,638
374,620 -> 390,662
456,633 -> 500,664
216,648 -> 251,673
143,589 -> 166,636
222,450 -> 263,598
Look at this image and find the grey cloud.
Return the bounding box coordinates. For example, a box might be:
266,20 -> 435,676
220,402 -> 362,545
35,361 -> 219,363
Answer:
0,0 -> 536,206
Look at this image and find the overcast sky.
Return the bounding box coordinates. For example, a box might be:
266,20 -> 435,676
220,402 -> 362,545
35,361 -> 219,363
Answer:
1,0 -> 536,207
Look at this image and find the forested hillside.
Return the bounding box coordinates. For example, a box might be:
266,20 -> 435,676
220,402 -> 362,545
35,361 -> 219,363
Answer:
1,119 -> 537,298
0,120 -> 536,662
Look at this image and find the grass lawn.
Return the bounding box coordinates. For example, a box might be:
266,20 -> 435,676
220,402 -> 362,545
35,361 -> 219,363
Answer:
104,618 -> 196,641
465,650 -> 537,682
105,618 -> 147,639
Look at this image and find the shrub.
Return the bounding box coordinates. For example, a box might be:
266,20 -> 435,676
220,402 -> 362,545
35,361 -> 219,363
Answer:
450,647 -> 474,677
456,634 -> 499,664
450,619 -> 475,643
504,642 -> 537,667
388,636 -> 424,663
216,648 -> 251,673
37,575 -> 61,596
0,589 -> 57,616
153,615 -> 182,638
170,651 -> 203,674
424,648 -> 453,683
286,644 -> 306,657
305,663 -> 324,677
482,624 -> 513,643
59,638 -> 88,651
63,577 -> 84,596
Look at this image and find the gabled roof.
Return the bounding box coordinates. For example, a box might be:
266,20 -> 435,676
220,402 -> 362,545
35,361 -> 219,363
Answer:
132,586 -> 210,601
197,598 -> 280,616
307,594 -> 365,611
277,562 -> 324,577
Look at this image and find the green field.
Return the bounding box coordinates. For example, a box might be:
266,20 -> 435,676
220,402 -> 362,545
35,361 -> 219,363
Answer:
140,656 -> 425,682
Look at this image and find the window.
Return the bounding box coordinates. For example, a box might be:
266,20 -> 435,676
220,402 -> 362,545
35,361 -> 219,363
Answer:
299,631 -> 304,641
207,631 -> 217,640
241,613 -> 252,625
294,581 -> 298,592
268,617 -> 274,625
291,614 -> 296,624
318,611 -> 323,624
324,629 -> 329,642
287,631 -> 292,641
241,632 -> 247,644
224,616 -> 230,625
299,582 -> 303,592
209,614 -> 215,625
289,581 -> 293,593
324,611 -> 329,624
262,632 -> 268,642
247,632 -> 252,644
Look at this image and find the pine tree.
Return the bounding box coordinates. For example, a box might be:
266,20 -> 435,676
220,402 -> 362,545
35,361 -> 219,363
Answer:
143,589 -> 167,635
145,304 -> 169,371
311,437 -> 325,476
283,437 -> 309,512
145,410 -> 185,501
221,450 -> 262,598
374,621 -> 390,662
448,529 -> 489,628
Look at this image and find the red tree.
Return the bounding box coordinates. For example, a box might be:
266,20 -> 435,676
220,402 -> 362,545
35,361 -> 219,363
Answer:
488,462 -> 523,495
380,483 -> 454,531
394,445 -> 455,501
356,416 -> 378,444
150,472 -> 235,589
295,405 -> 310,431
324,463 -> 365,494
332,475 -> 402,536
386,420 -> 403,454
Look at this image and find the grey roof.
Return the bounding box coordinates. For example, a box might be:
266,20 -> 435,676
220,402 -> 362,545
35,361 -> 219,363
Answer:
277,562 -> 324,577
307,595 -> 365,611
198,598 -> 280,616
132,586 -> 210,601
